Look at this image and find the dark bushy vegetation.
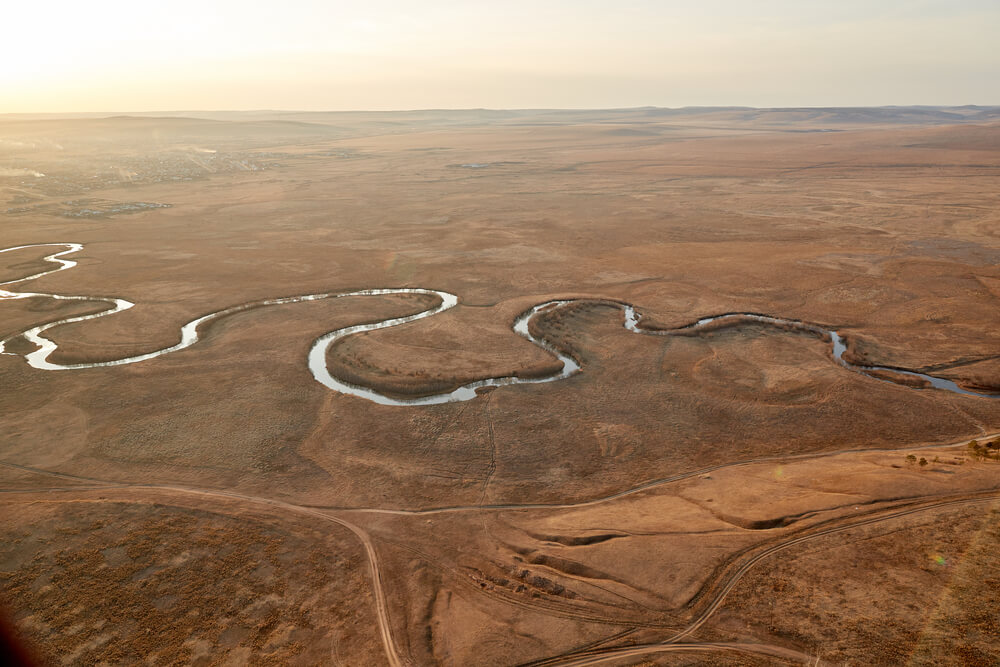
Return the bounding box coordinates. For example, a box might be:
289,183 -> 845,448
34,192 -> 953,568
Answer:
967,438 -> 1000,461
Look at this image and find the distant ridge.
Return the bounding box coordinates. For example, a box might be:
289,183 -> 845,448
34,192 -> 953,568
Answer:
2,107 -> 998,150
3,105 -> 1000,124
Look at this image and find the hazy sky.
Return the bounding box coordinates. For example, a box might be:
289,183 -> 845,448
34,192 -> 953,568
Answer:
3,0 -> 999,112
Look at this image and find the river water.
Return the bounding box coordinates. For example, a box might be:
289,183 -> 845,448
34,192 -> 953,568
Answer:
2,243 -> 995,405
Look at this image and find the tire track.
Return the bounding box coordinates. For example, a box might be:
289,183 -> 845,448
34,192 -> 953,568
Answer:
6,456 -> 999,664
524,493 -> 1000,666
522,640 -> 821,666
0,476 -> 408,667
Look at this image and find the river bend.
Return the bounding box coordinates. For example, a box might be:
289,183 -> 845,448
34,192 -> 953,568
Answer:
1,243 -> 995,405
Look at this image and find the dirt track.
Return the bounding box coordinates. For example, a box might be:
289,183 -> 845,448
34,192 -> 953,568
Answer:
5,436 -> 1000,665
3,109 -> 1000,664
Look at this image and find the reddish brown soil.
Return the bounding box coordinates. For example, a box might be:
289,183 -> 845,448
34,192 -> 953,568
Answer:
0,490 -> 381,665
1,109 -> 998,664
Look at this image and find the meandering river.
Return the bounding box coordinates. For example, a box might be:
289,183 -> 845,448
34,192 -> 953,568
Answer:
1,243 -> 995,405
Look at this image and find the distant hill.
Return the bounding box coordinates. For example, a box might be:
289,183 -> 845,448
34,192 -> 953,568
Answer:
2,107 -> 998,151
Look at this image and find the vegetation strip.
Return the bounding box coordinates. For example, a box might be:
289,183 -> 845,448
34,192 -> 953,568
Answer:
2,243 -> 996,404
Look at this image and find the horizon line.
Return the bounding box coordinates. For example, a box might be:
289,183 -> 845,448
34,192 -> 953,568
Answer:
3,103 -> 1000,118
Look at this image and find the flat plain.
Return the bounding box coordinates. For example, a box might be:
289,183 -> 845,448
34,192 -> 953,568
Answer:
1,107 -> 999,665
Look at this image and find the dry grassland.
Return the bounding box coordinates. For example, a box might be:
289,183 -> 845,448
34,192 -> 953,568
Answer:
1,108 -> 998,664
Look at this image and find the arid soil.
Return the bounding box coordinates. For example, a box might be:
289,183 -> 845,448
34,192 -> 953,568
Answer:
1,108 -> 999,664
0,491 -> 381,665
710,502 -> 1000,666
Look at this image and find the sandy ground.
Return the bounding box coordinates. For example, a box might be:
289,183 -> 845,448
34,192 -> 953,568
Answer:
1,108 -> 999,664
